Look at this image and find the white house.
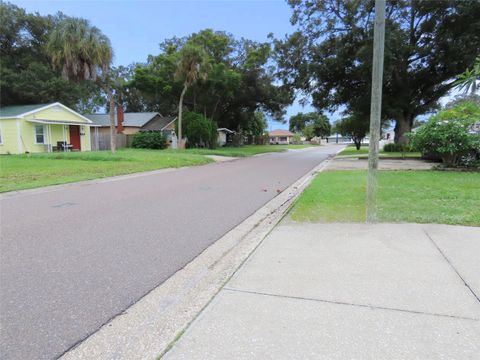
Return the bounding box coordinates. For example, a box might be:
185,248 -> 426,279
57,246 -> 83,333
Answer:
217,128 -> 235,146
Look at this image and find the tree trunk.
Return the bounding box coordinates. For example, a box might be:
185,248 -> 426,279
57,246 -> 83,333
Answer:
193,89 -> 196,112
178,83 -> 188,149
353,137 -> 362,150
211,98 -> 220,120
394,114 -> 414,144
107,87 -> 116,154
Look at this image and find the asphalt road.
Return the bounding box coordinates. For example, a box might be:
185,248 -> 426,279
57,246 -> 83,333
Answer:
0,145 -> 338,360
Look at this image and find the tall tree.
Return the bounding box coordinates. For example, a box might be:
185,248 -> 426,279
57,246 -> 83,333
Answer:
174,44 -> 210,147
335,114 -> 369,150
275,0 -> 480,143
289,112 -> 330,136
47,17 -> 115,152
454,56 -> 480,94
0,2 -> 102,110
110,65 -> 147,112
132,30 -> 292,136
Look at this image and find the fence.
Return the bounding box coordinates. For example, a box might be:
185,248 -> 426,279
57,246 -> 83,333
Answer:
91,132 -> 129,151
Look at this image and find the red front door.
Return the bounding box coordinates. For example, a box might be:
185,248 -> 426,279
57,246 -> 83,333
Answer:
69,125 -> 81,150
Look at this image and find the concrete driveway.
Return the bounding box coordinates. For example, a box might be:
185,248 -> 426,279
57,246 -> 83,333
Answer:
165,223 -> 480,359
0,145 -> 339,360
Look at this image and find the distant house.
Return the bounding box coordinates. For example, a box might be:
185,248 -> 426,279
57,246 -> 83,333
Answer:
85,110 -> 176,136
85,109 -> 176,149
0,102 -> 96,154
269,129 -> 295,145
326,133 -> 353,144
217,128 -> 235,146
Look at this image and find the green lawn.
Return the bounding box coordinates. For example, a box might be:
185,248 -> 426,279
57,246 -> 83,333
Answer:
0,144 -> 314,193
0,149 -> 212,193
290,170 -> 480,226
337,145 -> 421,158
176,144 -> 315,157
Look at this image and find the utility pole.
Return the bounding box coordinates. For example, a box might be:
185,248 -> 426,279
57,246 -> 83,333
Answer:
366,0 -> 386,223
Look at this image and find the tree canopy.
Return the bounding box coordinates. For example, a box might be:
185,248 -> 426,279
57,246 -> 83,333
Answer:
0,2 -> 104,112
132,29 -> 292,135
289,112 -> 330,138
274,0 -> 480,143
335,114 -> 370,150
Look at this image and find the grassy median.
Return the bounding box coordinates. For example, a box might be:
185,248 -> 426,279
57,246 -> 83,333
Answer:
290,170 -> 480,226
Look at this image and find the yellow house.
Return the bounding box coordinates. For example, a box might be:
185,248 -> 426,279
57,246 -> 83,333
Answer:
0,102 -> 96,154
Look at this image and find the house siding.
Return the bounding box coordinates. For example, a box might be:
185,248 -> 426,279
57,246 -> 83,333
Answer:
23,105 -> 90,123
0,119 -> 19,154
0,104 -> 92,154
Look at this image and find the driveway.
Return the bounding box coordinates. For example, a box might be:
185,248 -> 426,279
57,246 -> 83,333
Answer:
0,145 -> 339,360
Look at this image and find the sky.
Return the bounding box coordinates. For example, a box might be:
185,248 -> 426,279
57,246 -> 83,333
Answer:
9,0 -> 462,130
12,0 -> 316,130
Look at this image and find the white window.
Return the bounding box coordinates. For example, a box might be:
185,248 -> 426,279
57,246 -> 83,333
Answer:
35,124 -> 45,144
0,126 -> 3,144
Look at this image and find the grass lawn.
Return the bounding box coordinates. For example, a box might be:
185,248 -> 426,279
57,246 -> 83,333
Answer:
290,170 -> 480,226
0,149 -> 212,193
176,144 -> 315,157
337,145 -> 421,158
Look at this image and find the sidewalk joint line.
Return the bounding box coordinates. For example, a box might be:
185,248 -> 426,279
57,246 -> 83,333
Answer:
223,287 -> 479,322
423,228 -> 480,304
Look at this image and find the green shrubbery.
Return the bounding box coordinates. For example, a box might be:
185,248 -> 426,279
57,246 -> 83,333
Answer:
408,101 -> 480,167
383,143 -> 412,152
183,112 -> 218,149
131,131 -> 168,149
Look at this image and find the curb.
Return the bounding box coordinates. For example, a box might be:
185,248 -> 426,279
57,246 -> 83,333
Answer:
60,152 -> 338,360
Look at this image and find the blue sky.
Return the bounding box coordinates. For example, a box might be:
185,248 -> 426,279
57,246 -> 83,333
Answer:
12,0 -> 317,129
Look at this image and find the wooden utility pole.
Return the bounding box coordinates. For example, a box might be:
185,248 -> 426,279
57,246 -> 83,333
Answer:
366,0 -> 386,223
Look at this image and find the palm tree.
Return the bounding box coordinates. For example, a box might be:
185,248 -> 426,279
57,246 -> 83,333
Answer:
174,44 -> 209,148
455,56 -> 480,94
47,17 -> 117,152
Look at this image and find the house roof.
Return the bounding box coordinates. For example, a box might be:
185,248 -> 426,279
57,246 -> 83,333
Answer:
269,129 -> 294,137
0,102 -> 93,123
217,128 -> 235,134
85,112 -> 161,127
141,115 -> 176,131
0,103 -> 54,117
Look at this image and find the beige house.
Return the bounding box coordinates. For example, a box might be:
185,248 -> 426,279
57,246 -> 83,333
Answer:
269,129 -> 295,145
85,110 -> 176,150
85,111 -> 176,135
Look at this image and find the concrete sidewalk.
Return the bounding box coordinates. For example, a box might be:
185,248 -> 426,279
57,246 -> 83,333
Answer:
164,223 -> 480,359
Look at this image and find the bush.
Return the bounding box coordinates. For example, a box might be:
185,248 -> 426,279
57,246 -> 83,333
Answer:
131,131 -> 168,149
254,134 -> 269,145
182,112 -> 218,149
291,133 -> 302,144
383,143 -> 412,152
408,101 -> 480,167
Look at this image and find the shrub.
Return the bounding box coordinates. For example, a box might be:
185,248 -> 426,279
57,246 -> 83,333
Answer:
254,134 -> 269,145
131,131 -> 168,149
383,143 -> 412,152
182,112 -> 218,149
292,133 -> 302,144
408,101 -> 480,167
